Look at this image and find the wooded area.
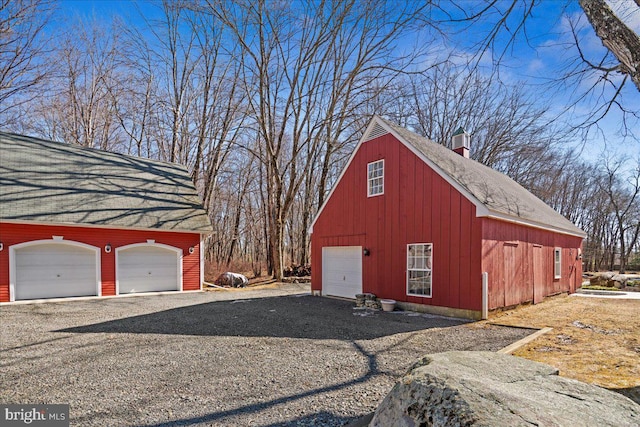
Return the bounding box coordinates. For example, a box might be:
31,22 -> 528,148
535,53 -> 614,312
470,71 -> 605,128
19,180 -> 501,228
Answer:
2,0 -> 639,276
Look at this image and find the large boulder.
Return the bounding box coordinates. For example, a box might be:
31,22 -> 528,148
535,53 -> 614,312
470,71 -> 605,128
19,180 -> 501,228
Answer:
214,272 -> 248,288
608,274 -> 627,289
589,275 -> 608,286
369,351 -> 639,427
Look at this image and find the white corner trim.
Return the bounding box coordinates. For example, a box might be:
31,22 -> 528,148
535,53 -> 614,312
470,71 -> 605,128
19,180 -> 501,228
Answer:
200,235 -> 205,290
9,239 -> 102,302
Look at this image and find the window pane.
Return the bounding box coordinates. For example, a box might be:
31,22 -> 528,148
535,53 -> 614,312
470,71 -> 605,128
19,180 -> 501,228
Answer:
368,161 -> 383,178
408,270 -> 431,295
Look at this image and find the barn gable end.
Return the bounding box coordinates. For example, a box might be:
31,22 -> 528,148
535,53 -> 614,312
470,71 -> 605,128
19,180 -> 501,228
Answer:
311,116 -> 584,318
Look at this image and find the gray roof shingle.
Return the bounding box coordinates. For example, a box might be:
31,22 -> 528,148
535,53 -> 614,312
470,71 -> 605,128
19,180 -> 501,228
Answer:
0,132 -> 212,233
378,117 -> 585,237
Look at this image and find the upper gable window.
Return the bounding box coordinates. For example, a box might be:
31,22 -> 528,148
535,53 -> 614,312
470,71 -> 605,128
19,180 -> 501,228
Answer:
367,159 -> 384,197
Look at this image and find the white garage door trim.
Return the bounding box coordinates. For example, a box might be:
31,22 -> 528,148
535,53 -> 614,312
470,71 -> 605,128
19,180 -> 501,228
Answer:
9,238 -> 101,302
115,242 -> 182,295
322,246 -> 363,299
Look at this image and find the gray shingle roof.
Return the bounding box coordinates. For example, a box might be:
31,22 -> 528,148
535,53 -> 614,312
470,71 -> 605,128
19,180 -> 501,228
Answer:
378,117 -> 585,237
0,132 -> 212,233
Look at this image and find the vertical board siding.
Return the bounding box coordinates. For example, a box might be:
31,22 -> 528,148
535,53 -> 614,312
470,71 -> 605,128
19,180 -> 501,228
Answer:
311,134 -> 483,311
0,222 -> 202,302
481,218 -> 582,310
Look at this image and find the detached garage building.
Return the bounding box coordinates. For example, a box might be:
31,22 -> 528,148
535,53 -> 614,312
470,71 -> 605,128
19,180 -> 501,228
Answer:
0,132 -> 212,302
310,116 -> 585,319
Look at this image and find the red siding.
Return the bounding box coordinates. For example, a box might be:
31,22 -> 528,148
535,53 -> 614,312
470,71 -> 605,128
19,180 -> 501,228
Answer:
481,218 -> 583,310
0,222 -> 202,302
312,134 -> 483,311
312,132 -> 584,314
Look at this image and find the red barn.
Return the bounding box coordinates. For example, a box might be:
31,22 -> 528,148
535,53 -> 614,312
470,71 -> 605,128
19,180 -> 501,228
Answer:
310,116 -> 585,319
0,132 -> 212,302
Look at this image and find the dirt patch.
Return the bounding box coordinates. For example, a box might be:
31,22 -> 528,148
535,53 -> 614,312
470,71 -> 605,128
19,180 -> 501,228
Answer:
203,279 -> 287,292
488,295 -> 640,402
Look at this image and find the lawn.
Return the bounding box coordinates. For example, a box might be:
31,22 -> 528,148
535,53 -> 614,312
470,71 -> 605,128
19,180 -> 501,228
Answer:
488,295 -> 640,403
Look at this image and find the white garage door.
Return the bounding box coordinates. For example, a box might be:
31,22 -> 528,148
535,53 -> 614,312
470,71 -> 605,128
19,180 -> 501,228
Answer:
14,243 -> 98,300
322,246 -> 362,299
117,245 -> 180,294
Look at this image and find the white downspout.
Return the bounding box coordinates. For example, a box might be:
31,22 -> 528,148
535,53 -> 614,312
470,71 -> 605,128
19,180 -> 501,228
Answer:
482,272 -> 489,320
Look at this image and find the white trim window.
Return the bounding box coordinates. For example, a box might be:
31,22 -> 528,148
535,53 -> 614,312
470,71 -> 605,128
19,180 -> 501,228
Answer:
367,159 -> 384,197
407,243 -> 432,297
554,247 -> 562,279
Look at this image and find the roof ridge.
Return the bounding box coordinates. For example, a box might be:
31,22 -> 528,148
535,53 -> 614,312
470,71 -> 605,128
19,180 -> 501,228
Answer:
0,131 -> 189,173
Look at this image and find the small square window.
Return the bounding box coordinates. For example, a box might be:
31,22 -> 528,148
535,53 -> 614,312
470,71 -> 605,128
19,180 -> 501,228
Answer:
554,248 -> 561,279
367,159 -> 384,197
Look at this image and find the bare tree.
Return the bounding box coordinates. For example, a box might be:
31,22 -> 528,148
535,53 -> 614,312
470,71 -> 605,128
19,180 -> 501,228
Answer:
209,0 -> 430,278
29,19 -> 123,150
600,157 -> 640,273
111,23 -> 157,157
438,1 -> 640,134
375,61 -> 566,185
0,0 -> 53,127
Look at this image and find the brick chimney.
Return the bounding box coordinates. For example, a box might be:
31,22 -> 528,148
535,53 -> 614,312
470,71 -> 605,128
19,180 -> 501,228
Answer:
452,127 -> 470,158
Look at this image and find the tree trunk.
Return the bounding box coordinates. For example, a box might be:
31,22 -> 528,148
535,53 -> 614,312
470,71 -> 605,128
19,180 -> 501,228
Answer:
618,221 -> 627,274
580,0 -> 640,91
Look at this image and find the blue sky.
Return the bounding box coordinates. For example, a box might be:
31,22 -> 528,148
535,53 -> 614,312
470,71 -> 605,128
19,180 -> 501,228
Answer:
53,0 -> 639,163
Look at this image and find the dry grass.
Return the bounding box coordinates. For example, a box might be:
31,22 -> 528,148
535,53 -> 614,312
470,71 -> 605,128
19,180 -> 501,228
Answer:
488,295 -> 640,401
203,280 -> 281,292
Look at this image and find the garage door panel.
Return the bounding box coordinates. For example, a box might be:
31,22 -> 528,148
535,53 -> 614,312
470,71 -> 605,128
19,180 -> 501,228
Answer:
14,243 -> 98,300
323,246 -> 362,299
118,245 -> 179,294
16,269 -> 96,283
118,264 -> 176,277
119,249 -> 176,266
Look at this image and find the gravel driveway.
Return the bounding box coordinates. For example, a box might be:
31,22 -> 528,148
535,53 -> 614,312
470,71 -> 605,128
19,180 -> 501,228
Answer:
1,284 -> 533,426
